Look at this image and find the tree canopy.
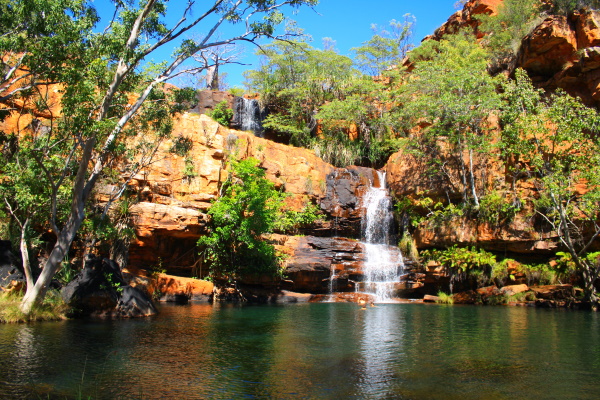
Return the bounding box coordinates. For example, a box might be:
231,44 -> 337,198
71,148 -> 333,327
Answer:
0,0 -> 318,315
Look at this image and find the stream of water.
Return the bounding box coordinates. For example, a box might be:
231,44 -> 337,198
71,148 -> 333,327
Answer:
1,303 -> 598,399
358,171 -> 405,301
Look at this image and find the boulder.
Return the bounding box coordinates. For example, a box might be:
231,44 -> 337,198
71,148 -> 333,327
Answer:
310,292 -> 376,304
429,0 -> 502,40
62,256 -> 157,318
453,290 -> 480,304
282,236 -> 366,293
423,294 -> 441,303
153,273 -> 214,302
531,284 -> 576,300
500,284 -> 529,296
273,290 -> 314,303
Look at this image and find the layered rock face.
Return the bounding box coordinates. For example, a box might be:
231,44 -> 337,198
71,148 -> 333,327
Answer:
427,0 -> 502,40
125,113 -> 382,276
429,0 -> 600,107
518,10 -> 600,106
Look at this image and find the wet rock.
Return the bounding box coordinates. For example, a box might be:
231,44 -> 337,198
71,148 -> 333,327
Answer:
531,284 -> 576,300
310,292 -> 376,304
318,167 -> 375,238
453,290 -> 480,304
115,286 -> 158,318
423,294 -> 441,303
273,290 -> 314,303
230,96 -> 267,137
283,236 -> 366,293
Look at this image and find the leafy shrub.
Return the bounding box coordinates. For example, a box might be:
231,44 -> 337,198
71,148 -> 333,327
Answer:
199,158 -> 319,282
209,100 -> 233,126
170,135 -> 194,157
421,245 -> 497,289
436,291 -> 454,304
478,191 -> 522,224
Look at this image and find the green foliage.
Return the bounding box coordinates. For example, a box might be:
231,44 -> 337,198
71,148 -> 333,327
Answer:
56,261 -> 78,286
436,291 -> 454,304
245,39 -> 402,167
170,136 -> 194,157
422,245 -> 497,288
228,87 -> 245,97
551,0 -> 600,14
402,32 -> 502,205
0,290 -> 69,323
477,0 -> 542,60
351,15 -> 415,76
273,199 -> 322,234
199,158 -> 322,282
500,69 -> 600,302
183,157 -> 197,181
478,191 -> 522,224
170,87 -> 198,114
422,245 -> 497,275
198,158 -> 288,281
209,100 -> 234,126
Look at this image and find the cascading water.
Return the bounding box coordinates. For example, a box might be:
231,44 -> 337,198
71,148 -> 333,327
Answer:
358,171 -> 405,302
232,97 -> 265,137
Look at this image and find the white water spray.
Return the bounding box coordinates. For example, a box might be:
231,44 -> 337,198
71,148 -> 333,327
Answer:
239,98 -> 264,137
358,171 -> 404,302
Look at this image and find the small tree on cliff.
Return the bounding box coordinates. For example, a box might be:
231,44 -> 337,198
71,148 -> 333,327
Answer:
198,158 -> 287,282
351,15 -> 415,76
401,32 -> 502,207
0,0 -> 318,315
501,69 -> 600,306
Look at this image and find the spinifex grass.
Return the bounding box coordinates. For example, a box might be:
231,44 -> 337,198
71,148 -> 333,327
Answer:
0,290 -> 70,323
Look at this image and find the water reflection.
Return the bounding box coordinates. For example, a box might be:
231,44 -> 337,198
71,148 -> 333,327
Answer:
0,304 -> 599,399
358,305 -> 404,398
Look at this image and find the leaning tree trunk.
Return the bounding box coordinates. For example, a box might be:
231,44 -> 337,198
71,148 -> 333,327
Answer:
582,263 -> 599,309
19,213 -> 85,314
19,139 -> 94,315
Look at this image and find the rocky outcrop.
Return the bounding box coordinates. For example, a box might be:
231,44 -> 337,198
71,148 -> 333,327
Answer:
193,90 -> 235,115
318,166 -> 379,238
124,113 -> 387,272
427,0 -> 502,41
62,256 -> 157,318
282,236 -> 365,293
278,234 -> 417,297
518,10 -> 600,106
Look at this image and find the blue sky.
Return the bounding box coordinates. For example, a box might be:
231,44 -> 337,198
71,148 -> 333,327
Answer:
95,0 -> 459,88
209,0 -> 459,88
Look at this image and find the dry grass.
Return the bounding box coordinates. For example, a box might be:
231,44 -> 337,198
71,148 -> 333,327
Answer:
0,290 -> 70,323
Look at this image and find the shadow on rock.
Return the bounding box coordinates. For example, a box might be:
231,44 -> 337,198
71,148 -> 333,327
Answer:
62,255 -> 157,318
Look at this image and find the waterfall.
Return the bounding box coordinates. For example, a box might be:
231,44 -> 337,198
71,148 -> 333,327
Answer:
232,97 -> 265,137
358,171 -> 404,302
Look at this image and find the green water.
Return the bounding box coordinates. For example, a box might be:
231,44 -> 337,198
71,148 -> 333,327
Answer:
0,303 -> 599,399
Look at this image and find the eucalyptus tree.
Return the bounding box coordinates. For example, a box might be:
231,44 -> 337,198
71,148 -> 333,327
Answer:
245,40 -> 358,149
401,32 -> 502,207
0,0 -> 318,315
351,15 -> 415,76
501,69 -> 600,305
